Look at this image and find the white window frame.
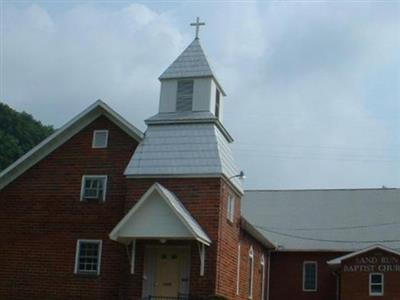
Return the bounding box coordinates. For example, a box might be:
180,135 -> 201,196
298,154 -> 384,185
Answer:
74,239 -> 102,275
92,130 -> 109,148
369,273 -> 384,296
227,194 -> 235,223
236,243 -> 241,295
303,261 -> 318,292
248,246 -> 254,299
80,175 -> 108,202
261,255 -> 266,300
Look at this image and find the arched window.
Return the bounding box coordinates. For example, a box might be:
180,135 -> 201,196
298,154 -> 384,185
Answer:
260,255 -> 265,300
236,243 -> 241,295
248,246 -> 254,299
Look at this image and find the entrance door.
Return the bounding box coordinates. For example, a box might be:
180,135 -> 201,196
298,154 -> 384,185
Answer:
143,246 -> 190,298
154,247 -> 182,297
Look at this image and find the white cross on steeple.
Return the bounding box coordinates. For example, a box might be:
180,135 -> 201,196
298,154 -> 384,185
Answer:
190,17 -> 205,39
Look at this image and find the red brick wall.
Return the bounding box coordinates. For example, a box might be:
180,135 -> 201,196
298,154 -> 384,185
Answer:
340,249 -> 400,300
0,116 -> 138,299
214,180 -> 242,298
269,251 -> 345,300
237,231 -> 268,300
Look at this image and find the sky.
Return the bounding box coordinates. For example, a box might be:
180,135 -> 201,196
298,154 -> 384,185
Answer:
1,0 -> 399,189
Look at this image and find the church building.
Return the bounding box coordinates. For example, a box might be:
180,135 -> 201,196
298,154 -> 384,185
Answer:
0,19 -> 399,300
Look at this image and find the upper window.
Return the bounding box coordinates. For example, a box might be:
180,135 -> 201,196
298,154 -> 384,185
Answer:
215,89 -> 220,118
227,194 -> 235,223
248,246 -> 254,299
80,175 -> 107,201
92,130 -> 108,148
303,261 -> 317,292
370,273 -> 384,296
177,80 -> 194,112
74,240 -> 102,275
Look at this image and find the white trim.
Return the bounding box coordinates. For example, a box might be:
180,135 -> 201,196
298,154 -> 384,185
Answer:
80,175 -> 108,202
74,239 -> 102,275
328,244 -> 400,266
0,100 -> 143,190
92,130 -> 109,148
302,261 -> 318,292
261,255 -> 265,300
248,246 -> 254,299
130,239 -> 136,274
109,182 -> 211,245
236,242 -> 241,295
369,273 -> 384,296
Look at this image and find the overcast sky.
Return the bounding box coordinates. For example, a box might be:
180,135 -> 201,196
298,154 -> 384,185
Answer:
1,1 -> 399,189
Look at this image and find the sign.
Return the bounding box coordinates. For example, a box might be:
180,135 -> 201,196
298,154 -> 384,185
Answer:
343,255 -> 400,272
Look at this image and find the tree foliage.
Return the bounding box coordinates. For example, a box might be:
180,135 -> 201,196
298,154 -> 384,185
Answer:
0,102 -> 54,171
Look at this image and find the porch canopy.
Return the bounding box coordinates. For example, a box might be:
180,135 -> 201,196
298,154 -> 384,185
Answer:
109,182 -> 211,246
327,244 -> 400,270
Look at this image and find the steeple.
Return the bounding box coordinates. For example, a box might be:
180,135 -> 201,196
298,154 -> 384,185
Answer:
125,19 -> 242,194
155,19 -> 226,124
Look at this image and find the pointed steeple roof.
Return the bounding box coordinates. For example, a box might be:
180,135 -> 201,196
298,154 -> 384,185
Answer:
160,38 -> 213,79
159,38 -> 225,95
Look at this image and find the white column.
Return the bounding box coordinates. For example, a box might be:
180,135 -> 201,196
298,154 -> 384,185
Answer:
198,243 -> 206,276
130,239 -> 136,274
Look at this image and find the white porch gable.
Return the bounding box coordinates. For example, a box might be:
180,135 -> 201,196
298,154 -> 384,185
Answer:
109,183 -> 211,246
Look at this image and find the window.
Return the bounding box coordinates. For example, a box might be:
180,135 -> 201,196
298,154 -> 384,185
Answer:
215,89 -> 220,118
227,194 -> 235,222
303,261 -> 317,291
92,130 -> 108,148
236,243 -> 241,295
80,175 -> 107,201
260,255 -> 265,300
74,240 -> 102,275
370,273 -> 384,296
248,246 -> 254,299
177,80 -> 194,112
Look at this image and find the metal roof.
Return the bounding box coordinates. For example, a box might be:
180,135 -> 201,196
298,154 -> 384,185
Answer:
125,123 -> 243,193
242,188 -> 400,251
159,38 -> 225,95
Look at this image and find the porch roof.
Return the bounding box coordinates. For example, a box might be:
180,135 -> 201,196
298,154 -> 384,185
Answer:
327,244 -> 400,266
109,183 -> 211,246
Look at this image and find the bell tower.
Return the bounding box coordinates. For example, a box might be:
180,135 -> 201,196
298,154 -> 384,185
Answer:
125,18 -> 241,192
157,20 -> 226,122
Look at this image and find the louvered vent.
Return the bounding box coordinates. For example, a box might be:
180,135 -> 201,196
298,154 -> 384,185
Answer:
176,80 -> 194,112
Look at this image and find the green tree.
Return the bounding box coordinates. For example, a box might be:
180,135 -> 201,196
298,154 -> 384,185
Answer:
0,102 -> 54,171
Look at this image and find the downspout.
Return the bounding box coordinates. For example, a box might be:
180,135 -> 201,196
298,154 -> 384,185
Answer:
266,250 -> 271,300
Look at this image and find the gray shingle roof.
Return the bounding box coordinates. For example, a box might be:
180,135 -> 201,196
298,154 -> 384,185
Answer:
159,38 -> 214,80
125,123 -> 243,193
242,188 -> 400,251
